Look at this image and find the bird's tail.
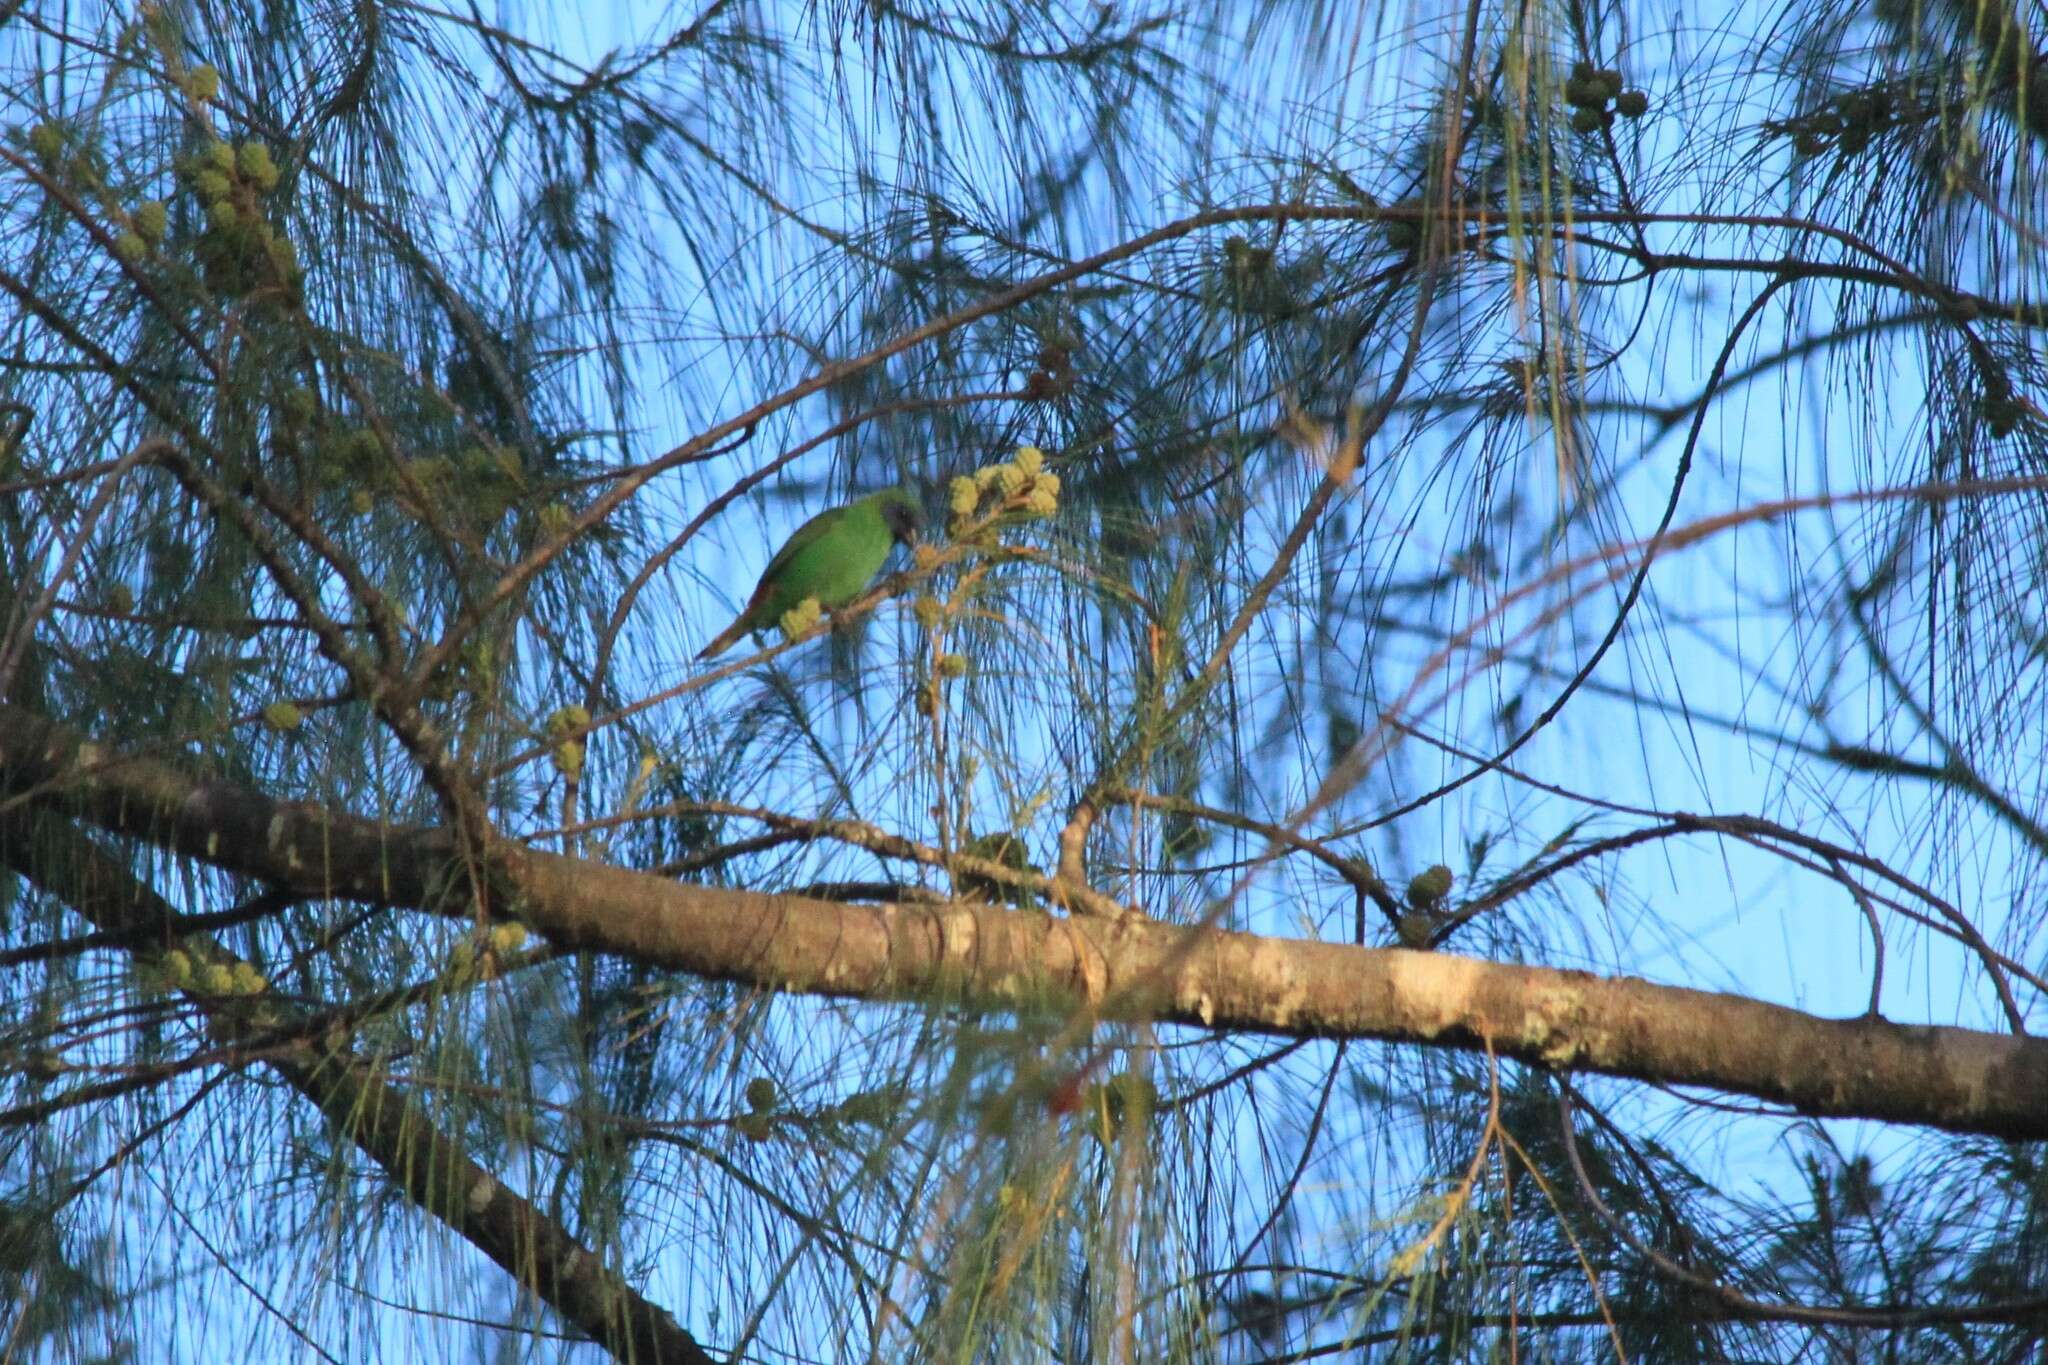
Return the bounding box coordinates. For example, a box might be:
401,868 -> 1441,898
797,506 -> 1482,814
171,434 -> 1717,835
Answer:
696,617 -> 749,662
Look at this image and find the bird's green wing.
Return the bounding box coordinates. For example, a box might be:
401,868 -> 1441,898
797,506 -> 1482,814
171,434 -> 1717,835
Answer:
753,499 -> 847,589
743,502 -> 852,608
698,491 -> 899,659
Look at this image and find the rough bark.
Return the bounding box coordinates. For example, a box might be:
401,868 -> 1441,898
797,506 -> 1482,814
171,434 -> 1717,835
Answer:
4,701 -> 2044,1141
0,805 -> 712,1365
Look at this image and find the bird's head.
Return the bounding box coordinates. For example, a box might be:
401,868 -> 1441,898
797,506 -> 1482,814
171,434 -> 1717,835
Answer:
877,488 -> 923,545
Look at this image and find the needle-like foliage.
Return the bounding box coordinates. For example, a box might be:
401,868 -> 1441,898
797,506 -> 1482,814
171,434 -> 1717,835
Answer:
1,1 -> 2046,1361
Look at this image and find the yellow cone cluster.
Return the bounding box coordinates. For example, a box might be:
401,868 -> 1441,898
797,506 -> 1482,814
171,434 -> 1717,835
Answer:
948,444 -> 1061,534
176,128 -> 299,301
545,705 -> 589,778
22,119 -> 177,269
160,949 -> 267,997
777,595 -> 823,641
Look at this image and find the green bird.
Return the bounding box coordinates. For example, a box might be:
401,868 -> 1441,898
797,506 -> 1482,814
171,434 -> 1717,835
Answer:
696,487 -> 923,660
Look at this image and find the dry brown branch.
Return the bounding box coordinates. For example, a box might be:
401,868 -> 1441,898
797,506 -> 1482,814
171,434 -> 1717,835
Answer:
4,703 -> 2042,1141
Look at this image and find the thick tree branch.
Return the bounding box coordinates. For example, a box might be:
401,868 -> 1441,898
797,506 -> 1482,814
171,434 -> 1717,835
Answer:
2,702 -> 2044,1141
0,804 -> 712,1365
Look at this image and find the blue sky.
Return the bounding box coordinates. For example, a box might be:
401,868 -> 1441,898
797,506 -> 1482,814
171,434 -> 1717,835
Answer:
538,0 -> 2041,1345
5,0 -> 2041,1357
